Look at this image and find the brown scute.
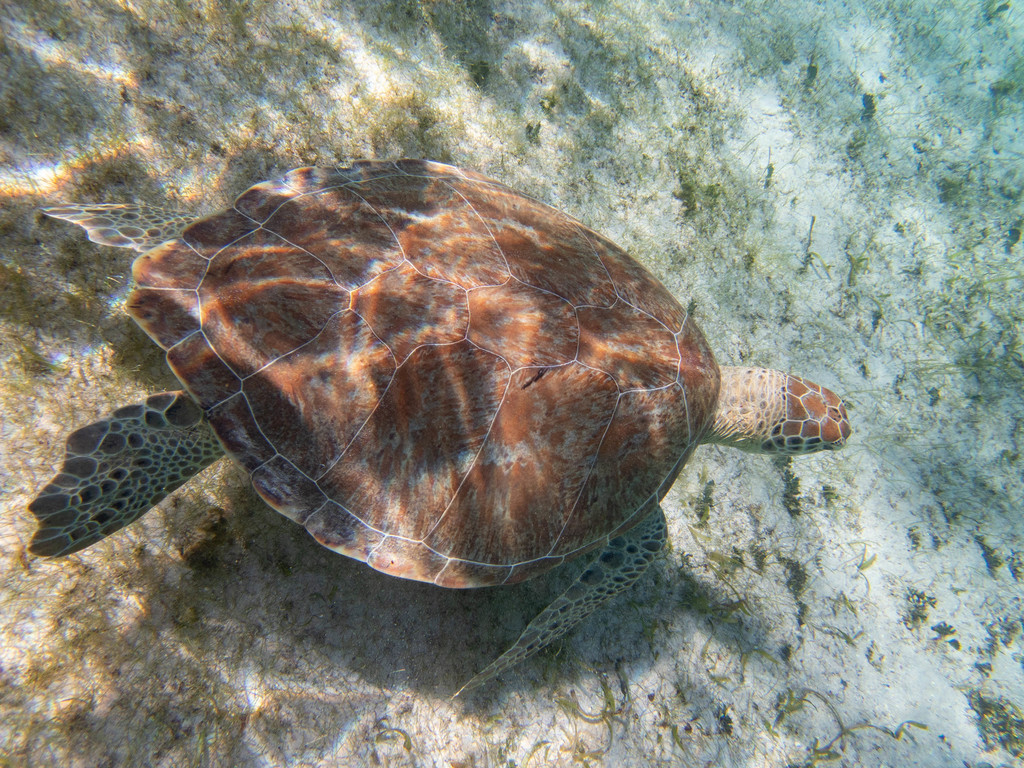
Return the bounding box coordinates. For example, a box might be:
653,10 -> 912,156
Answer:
352,262 -> 469,364
395,158 -> 465,179
800,420 -> 821,438
132,241 -> 208,290
318,341 -> 509,543
182,207 -> 261,258
445,176 -> 618,307
138,160 -> 719,586
786,376 -> 852,449
354,159 -> 422,185
206,394 -> 276,471
336,169 -> 511,289
675,317 -> 719,434
304,500 -> 384,557
241,311 -> 395,477
166,332 -> 241,408
788,377 -> 809,397
434,558 -> 514,589
588,229 -> 689,332
347,167 -> 450,222
468,280 -> 578,369
264,187 -> 404,289
250,455 -> 327,524
127,288 -> 200,349
577,303 -> 679,390
231,178 -> 298,224
822,418 -> 845,444
787,397 -> 809,422
398,204 -> 511,289
425,363 -> 619,567
280,166 -> 352,194
199,227 -> 348,377
368,536 -> 450,583
749,374 -> 852,454
562,385 -> 696,552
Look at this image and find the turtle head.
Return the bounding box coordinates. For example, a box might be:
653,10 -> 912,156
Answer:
707,366 -> 851,455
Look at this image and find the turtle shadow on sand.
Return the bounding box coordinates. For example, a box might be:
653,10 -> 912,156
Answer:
24,469 -> 778,716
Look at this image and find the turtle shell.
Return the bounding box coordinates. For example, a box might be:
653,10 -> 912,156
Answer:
127,159 -> 720,587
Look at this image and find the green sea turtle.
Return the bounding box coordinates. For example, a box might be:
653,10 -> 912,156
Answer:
28,159 -> 851,693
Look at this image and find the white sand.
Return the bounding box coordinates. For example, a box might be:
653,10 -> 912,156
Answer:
1,0 -> 1022,765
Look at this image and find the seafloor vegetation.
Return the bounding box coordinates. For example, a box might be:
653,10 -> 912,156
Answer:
1,0 -> 1021,766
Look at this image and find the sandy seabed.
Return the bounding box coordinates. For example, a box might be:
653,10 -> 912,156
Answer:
1,0 -> 1022,766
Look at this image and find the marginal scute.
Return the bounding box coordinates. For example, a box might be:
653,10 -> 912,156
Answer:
250,455 -> 327,524
367,536 -> 449,583
166,332 -> 241,408
445,176 -> 618,307
335,170 -> 510,289
281,166 -> 351,194
133,241 -> 208,290
305,500 -> 385,559
344,169 -> 448,227
128,288 -> 200,349
675,316 -> 719,435
588,229 -> 689,332
562,385 -> 697,551
506,555 -> 567,585
182,207 -> 260,258
395,158 -> 464,179
434,559 -> 514,589
206,393 -> 276,472
346,159 -> 410,185
232,179 -> 298,224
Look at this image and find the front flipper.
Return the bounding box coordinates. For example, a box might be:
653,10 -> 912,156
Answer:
456,505 -> 667,696
27,392 -> 224,557
43,204 -> 194,252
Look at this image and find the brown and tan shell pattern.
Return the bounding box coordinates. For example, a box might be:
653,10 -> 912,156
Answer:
127,159 -> 720,588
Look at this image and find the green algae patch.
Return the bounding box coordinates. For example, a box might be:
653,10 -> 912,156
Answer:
968,691 -> 1024,759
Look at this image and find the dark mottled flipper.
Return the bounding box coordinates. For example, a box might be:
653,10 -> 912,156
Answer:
456,504 -> 667,696
28,392 -> 224,557
42,204 -> 194,252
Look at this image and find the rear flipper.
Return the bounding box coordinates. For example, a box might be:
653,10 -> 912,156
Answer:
42,204 -> 194,252
456,504 -> 667,696
28,392 -> 224,557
